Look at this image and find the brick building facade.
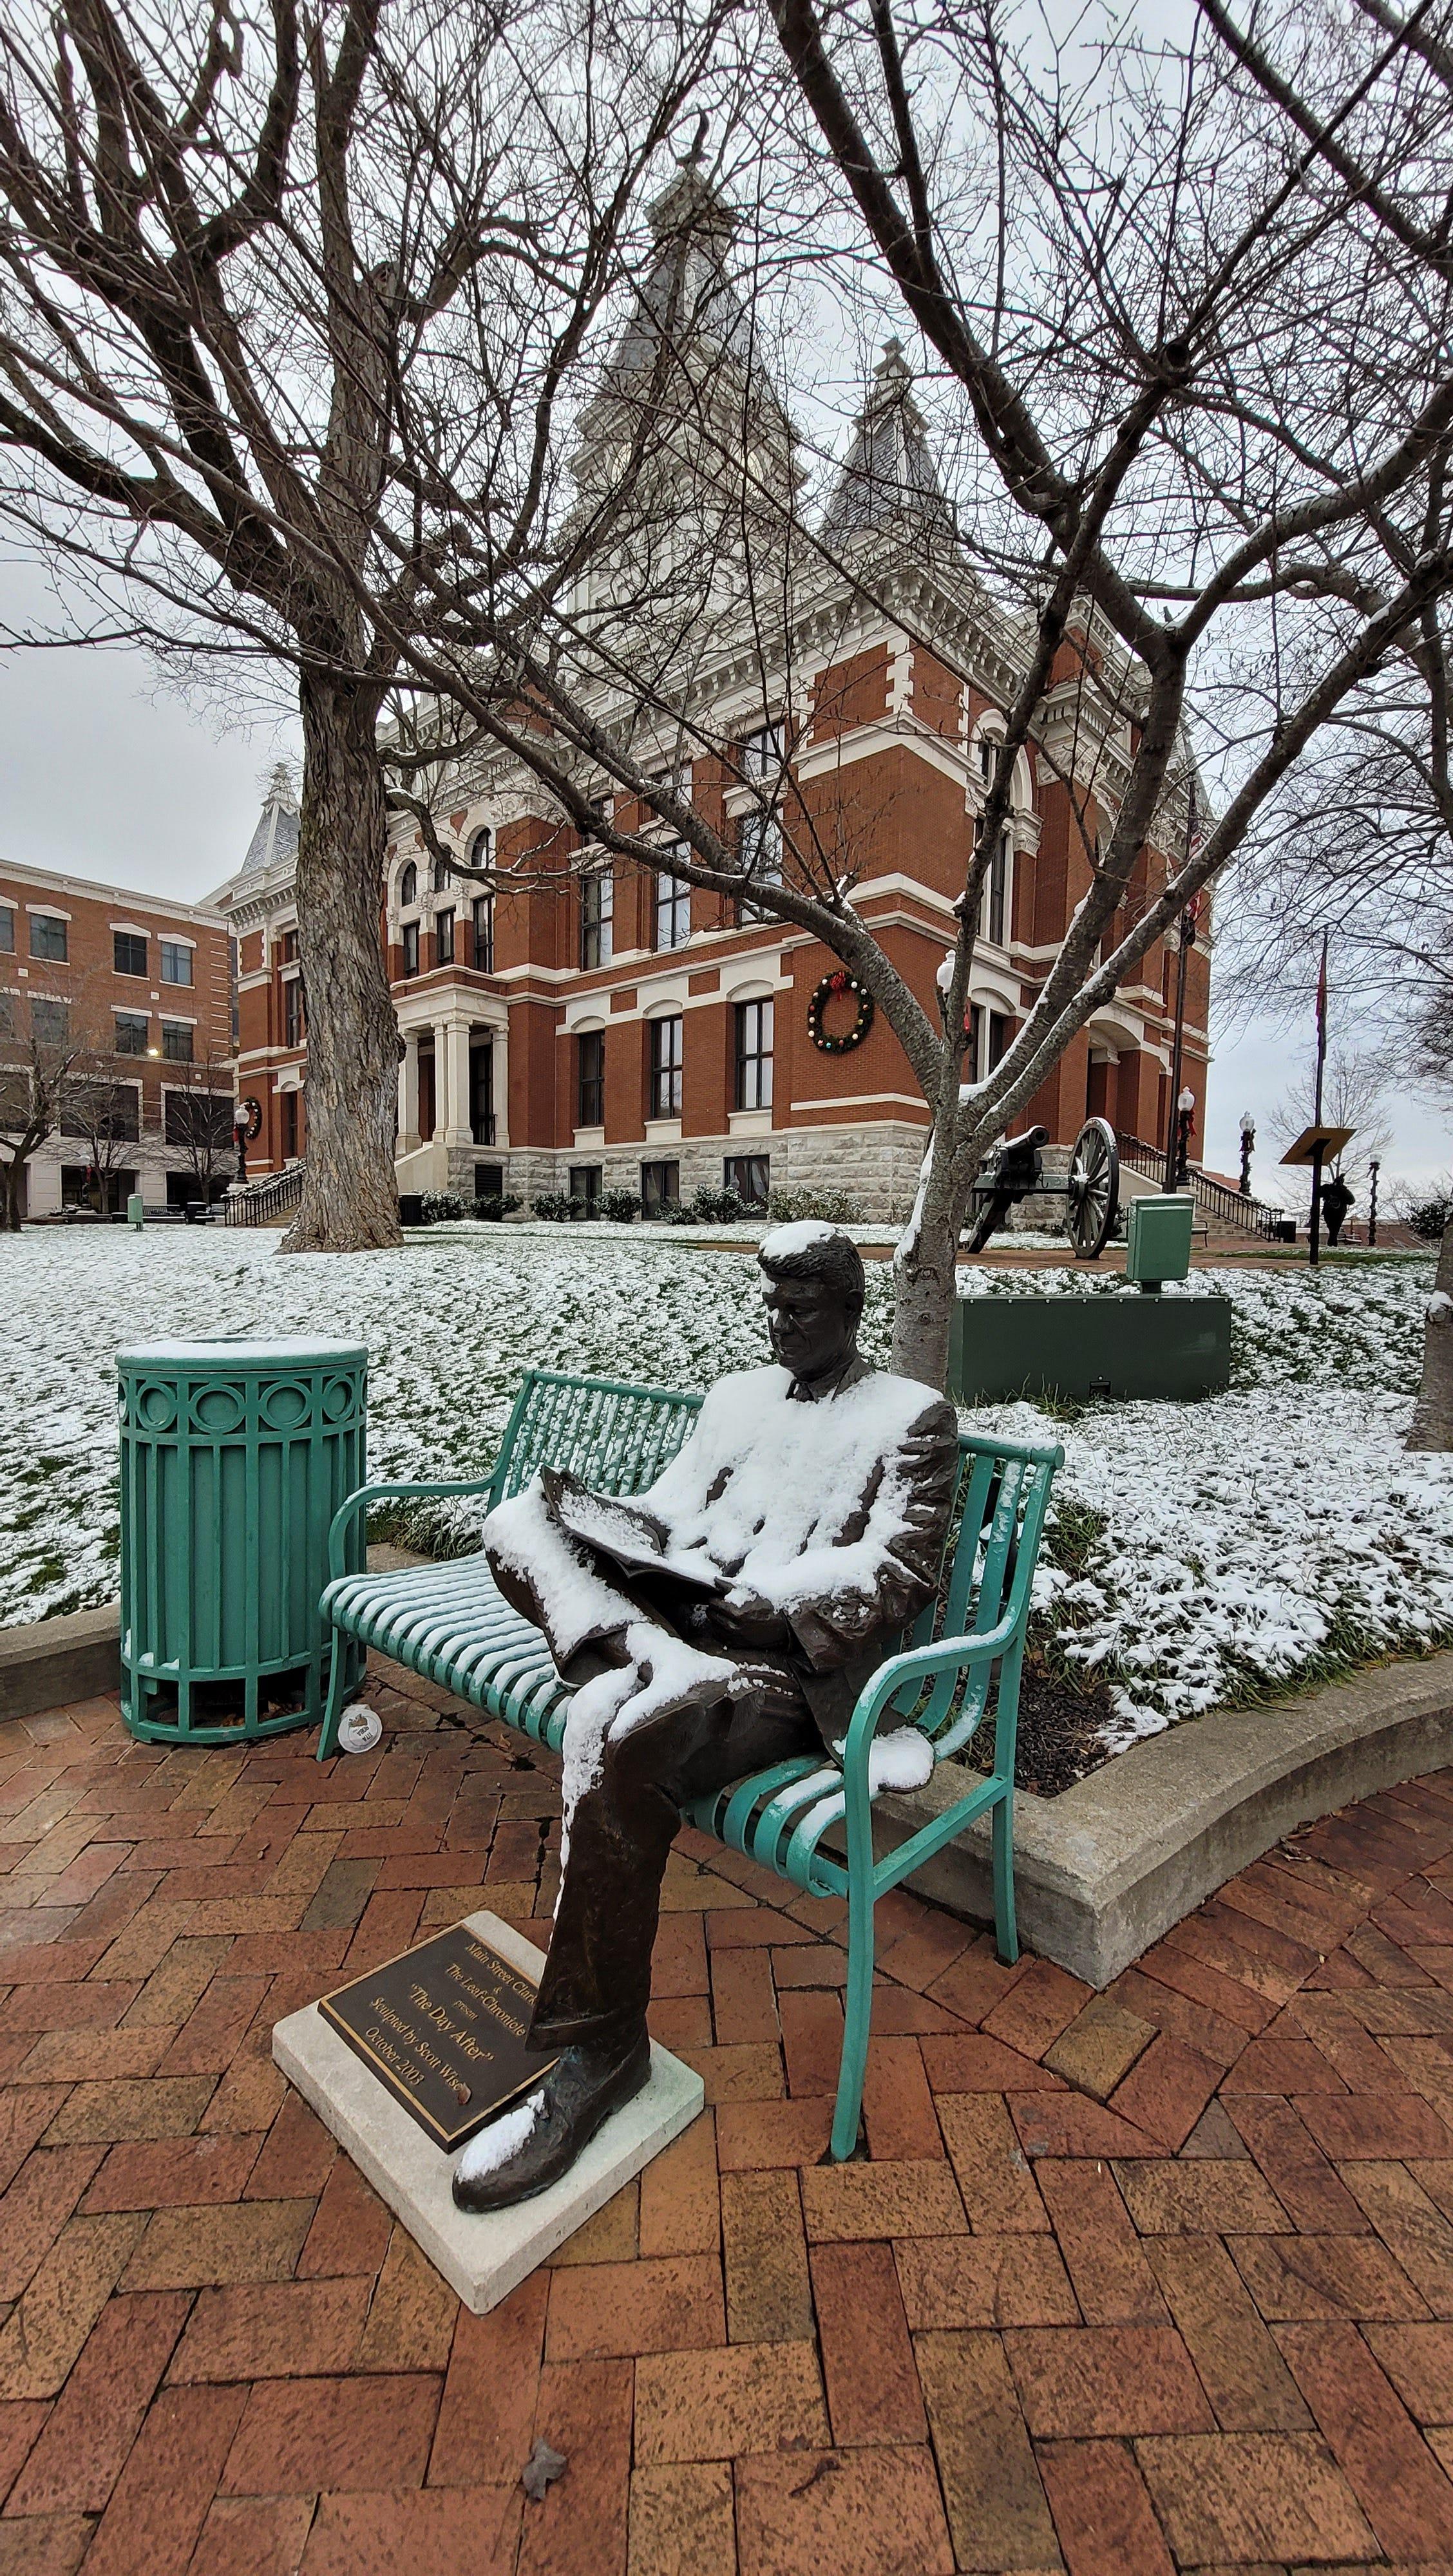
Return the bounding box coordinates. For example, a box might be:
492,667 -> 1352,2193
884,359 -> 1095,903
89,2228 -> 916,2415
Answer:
0,858 -> 233,1217
213,217 -> 1210,1220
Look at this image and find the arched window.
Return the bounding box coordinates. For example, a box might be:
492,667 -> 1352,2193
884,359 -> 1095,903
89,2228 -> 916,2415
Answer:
980,828 -> 1011,947
432,854 -> 452,892
399,860 -> 417,909
470,825 -> 492,873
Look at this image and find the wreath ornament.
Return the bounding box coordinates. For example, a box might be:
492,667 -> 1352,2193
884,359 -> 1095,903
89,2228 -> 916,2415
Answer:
807,969 -> 875,1054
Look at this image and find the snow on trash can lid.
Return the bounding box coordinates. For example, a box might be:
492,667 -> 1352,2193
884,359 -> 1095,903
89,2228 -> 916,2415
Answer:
117,1338 -> 367,1368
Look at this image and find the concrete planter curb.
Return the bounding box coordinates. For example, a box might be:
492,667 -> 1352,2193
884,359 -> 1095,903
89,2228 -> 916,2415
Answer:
0,1602 -> 120,1721
868,1649 -> 1453,1985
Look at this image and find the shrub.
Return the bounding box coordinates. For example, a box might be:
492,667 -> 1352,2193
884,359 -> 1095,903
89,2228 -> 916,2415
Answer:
531,1191 -> 573,1222
600,1188 -> 642,1223
568,1195 -> 602,1221
689,1184 -> 746,1224
764,1184 -> 860,1226
418,1189 -> 468,1223
468,1192 -> 521,1221
1398,1180 -> 1452,1242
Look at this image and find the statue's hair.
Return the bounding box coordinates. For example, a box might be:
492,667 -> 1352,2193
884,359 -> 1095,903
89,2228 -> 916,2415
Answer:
757,1224 -> 865,1311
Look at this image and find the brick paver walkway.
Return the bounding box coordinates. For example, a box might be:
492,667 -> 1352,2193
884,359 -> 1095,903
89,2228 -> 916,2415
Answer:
6,1667 -> 1453,2573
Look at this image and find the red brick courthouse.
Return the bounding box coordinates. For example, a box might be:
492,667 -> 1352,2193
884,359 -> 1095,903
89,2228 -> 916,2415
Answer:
214,220 -> 1210,1216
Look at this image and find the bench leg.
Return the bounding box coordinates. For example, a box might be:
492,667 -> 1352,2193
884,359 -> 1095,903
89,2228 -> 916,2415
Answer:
830,1876 -> 876,2161
316,1629 -> 350,1763
992,1786 -> 1019,1965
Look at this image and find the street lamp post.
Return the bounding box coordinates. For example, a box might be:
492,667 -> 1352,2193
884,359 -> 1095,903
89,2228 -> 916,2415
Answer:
1174,1086 -> 1196,1189
1368,1155 -> 1380,1250
1239,1111 -> 1255,1197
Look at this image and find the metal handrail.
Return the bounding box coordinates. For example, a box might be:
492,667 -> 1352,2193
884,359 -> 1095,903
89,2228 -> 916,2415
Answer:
1116,1132 -> 1283,1237
224,1161 -> 305,1228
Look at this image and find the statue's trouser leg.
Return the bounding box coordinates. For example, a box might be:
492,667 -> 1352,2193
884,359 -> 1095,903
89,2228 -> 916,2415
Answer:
529,1689 -> 820,2055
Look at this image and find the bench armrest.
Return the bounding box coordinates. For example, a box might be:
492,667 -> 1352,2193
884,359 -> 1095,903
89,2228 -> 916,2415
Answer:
835,1611 -> 1021,1783
327,1475 -> 498,1578
830,1611 -> 1027,1875
847,1613 -> 1021,1738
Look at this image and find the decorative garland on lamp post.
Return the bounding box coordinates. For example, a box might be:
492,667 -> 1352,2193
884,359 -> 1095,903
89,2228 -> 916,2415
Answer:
806,969 -> 875,1054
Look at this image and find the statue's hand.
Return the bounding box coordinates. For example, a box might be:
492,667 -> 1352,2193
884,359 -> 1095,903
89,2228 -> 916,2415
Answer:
708,1586 -> 787,1646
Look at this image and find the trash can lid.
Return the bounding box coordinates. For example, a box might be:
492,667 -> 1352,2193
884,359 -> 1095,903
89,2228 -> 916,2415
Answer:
117,1337 -> 367,1368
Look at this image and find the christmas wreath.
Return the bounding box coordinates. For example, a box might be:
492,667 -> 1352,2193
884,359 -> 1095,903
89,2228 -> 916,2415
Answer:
807,969 -> 875,1054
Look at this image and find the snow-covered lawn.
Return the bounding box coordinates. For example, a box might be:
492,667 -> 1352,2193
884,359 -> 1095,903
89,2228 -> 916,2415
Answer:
1,1227 -> 1447,1747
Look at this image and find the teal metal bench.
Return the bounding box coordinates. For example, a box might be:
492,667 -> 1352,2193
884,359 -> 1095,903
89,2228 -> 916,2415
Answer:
318,1368 -> 1061,2159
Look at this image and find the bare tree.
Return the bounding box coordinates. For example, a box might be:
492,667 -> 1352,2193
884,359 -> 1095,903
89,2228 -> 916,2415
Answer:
59,1068 -> 146,1214
0,0 -> 730,1253
357,0 -> 1453,1388
0,978 -> 86,1228
160,1045 -> 237,1207
651,0 -> 1453,1385
1174,0 -> 1453,1448
1268,1050 -> 1396,1194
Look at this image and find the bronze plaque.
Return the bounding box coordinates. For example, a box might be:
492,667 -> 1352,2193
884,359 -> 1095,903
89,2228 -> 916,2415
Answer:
319,1922 -> 558,2148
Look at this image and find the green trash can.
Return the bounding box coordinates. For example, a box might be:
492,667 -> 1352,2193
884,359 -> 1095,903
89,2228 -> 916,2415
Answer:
117,1337 -> 368,1744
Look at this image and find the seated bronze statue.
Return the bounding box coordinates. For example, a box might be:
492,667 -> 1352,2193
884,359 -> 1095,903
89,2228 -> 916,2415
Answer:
452,1222 -> 957,2212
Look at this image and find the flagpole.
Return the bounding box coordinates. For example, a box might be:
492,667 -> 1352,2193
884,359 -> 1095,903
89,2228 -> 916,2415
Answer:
1164,777 -> 1196,1191
1308,929 -> 1329,1269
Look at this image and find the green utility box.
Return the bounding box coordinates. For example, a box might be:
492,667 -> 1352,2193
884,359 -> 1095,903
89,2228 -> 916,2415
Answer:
117,1337 -> 368,1743
1126,1191 -> 1195,1289
949,1289 -> 1231,1405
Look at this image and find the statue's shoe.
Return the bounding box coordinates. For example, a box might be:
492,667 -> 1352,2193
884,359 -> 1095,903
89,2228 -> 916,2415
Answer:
451,2031 -> 652,2213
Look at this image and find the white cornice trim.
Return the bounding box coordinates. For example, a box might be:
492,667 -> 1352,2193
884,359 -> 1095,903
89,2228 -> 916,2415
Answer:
790,1091 -> 927,1115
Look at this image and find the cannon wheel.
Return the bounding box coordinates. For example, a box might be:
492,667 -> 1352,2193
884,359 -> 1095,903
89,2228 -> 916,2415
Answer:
1066,1117 -> 1120,1259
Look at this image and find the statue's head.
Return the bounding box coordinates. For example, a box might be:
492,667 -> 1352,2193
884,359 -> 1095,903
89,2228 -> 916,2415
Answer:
757,1222 -> 866,1384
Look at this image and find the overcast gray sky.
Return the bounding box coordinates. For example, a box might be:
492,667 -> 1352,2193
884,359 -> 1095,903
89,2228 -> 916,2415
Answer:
0,596 -> 1445,1206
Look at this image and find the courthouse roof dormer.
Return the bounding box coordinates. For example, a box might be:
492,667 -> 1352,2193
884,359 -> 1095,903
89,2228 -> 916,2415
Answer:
822,341 -> 953,543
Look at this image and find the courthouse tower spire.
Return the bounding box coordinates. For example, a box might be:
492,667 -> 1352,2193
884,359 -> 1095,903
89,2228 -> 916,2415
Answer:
570,150 -> 798,522
822,341 -> 953,542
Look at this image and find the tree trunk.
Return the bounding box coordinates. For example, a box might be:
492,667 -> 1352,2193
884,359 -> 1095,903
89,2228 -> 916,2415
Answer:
890,1123 -> 971,1390
281,674 -> 402,1255
0,1159 -> 23,1232
1407,1217 -> 1453,1451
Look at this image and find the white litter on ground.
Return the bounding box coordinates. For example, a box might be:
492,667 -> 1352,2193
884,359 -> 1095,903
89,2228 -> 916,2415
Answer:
0,1227 -> 1447,1748
336,1703 -> 383,1754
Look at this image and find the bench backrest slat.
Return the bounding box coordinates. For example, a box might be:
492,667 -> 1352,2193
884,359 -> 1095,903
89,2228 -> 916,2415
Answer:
486,1369 -> 1061,1757
489,1368 -> 703,1506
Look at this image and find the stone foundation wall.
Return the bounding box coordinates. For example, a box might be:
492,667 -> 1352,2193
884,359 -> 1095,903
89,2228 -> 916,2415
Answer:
1011,1143 -> 1071,1235
453,1121 -> 929,1222
427,1124 -> 1079,1236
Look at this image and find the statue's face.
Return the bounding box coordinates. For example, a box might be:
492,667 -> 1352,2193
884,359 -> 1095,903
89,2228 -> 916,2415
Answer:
762,1271 -> 861,1381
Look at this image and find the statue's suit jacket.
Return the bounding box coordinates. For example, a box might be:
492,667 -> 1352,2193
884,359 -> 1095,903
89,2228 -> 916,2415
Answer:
640,1354 -> 960,1745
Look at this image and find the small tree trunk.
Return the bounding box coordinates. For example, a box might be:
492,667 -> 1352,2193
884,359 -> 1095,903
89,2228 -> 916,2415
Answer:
890,1122 -> 973,1390
282,674 -> 402,1255
0,1159 -> 22,1232
1407,1217 -> 1453,1452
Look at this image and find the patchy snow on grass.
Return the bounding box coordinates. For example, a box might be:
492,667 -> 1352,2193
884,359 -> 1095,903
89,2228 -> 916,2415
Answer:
957,1258 -> 1453,1742
0,1230 -> 1447,1748
0,1228 -> 893,1624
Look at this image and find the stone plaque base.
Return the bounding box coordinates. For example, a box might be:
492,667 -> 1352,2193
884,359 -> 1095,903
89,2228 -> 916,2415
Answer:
272,1911 -> 705,2314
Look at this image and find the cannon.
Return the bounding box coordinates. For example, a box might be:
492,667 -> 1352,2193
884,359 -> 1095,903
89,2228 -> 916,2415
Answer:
965,1117 -> 1121,1258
